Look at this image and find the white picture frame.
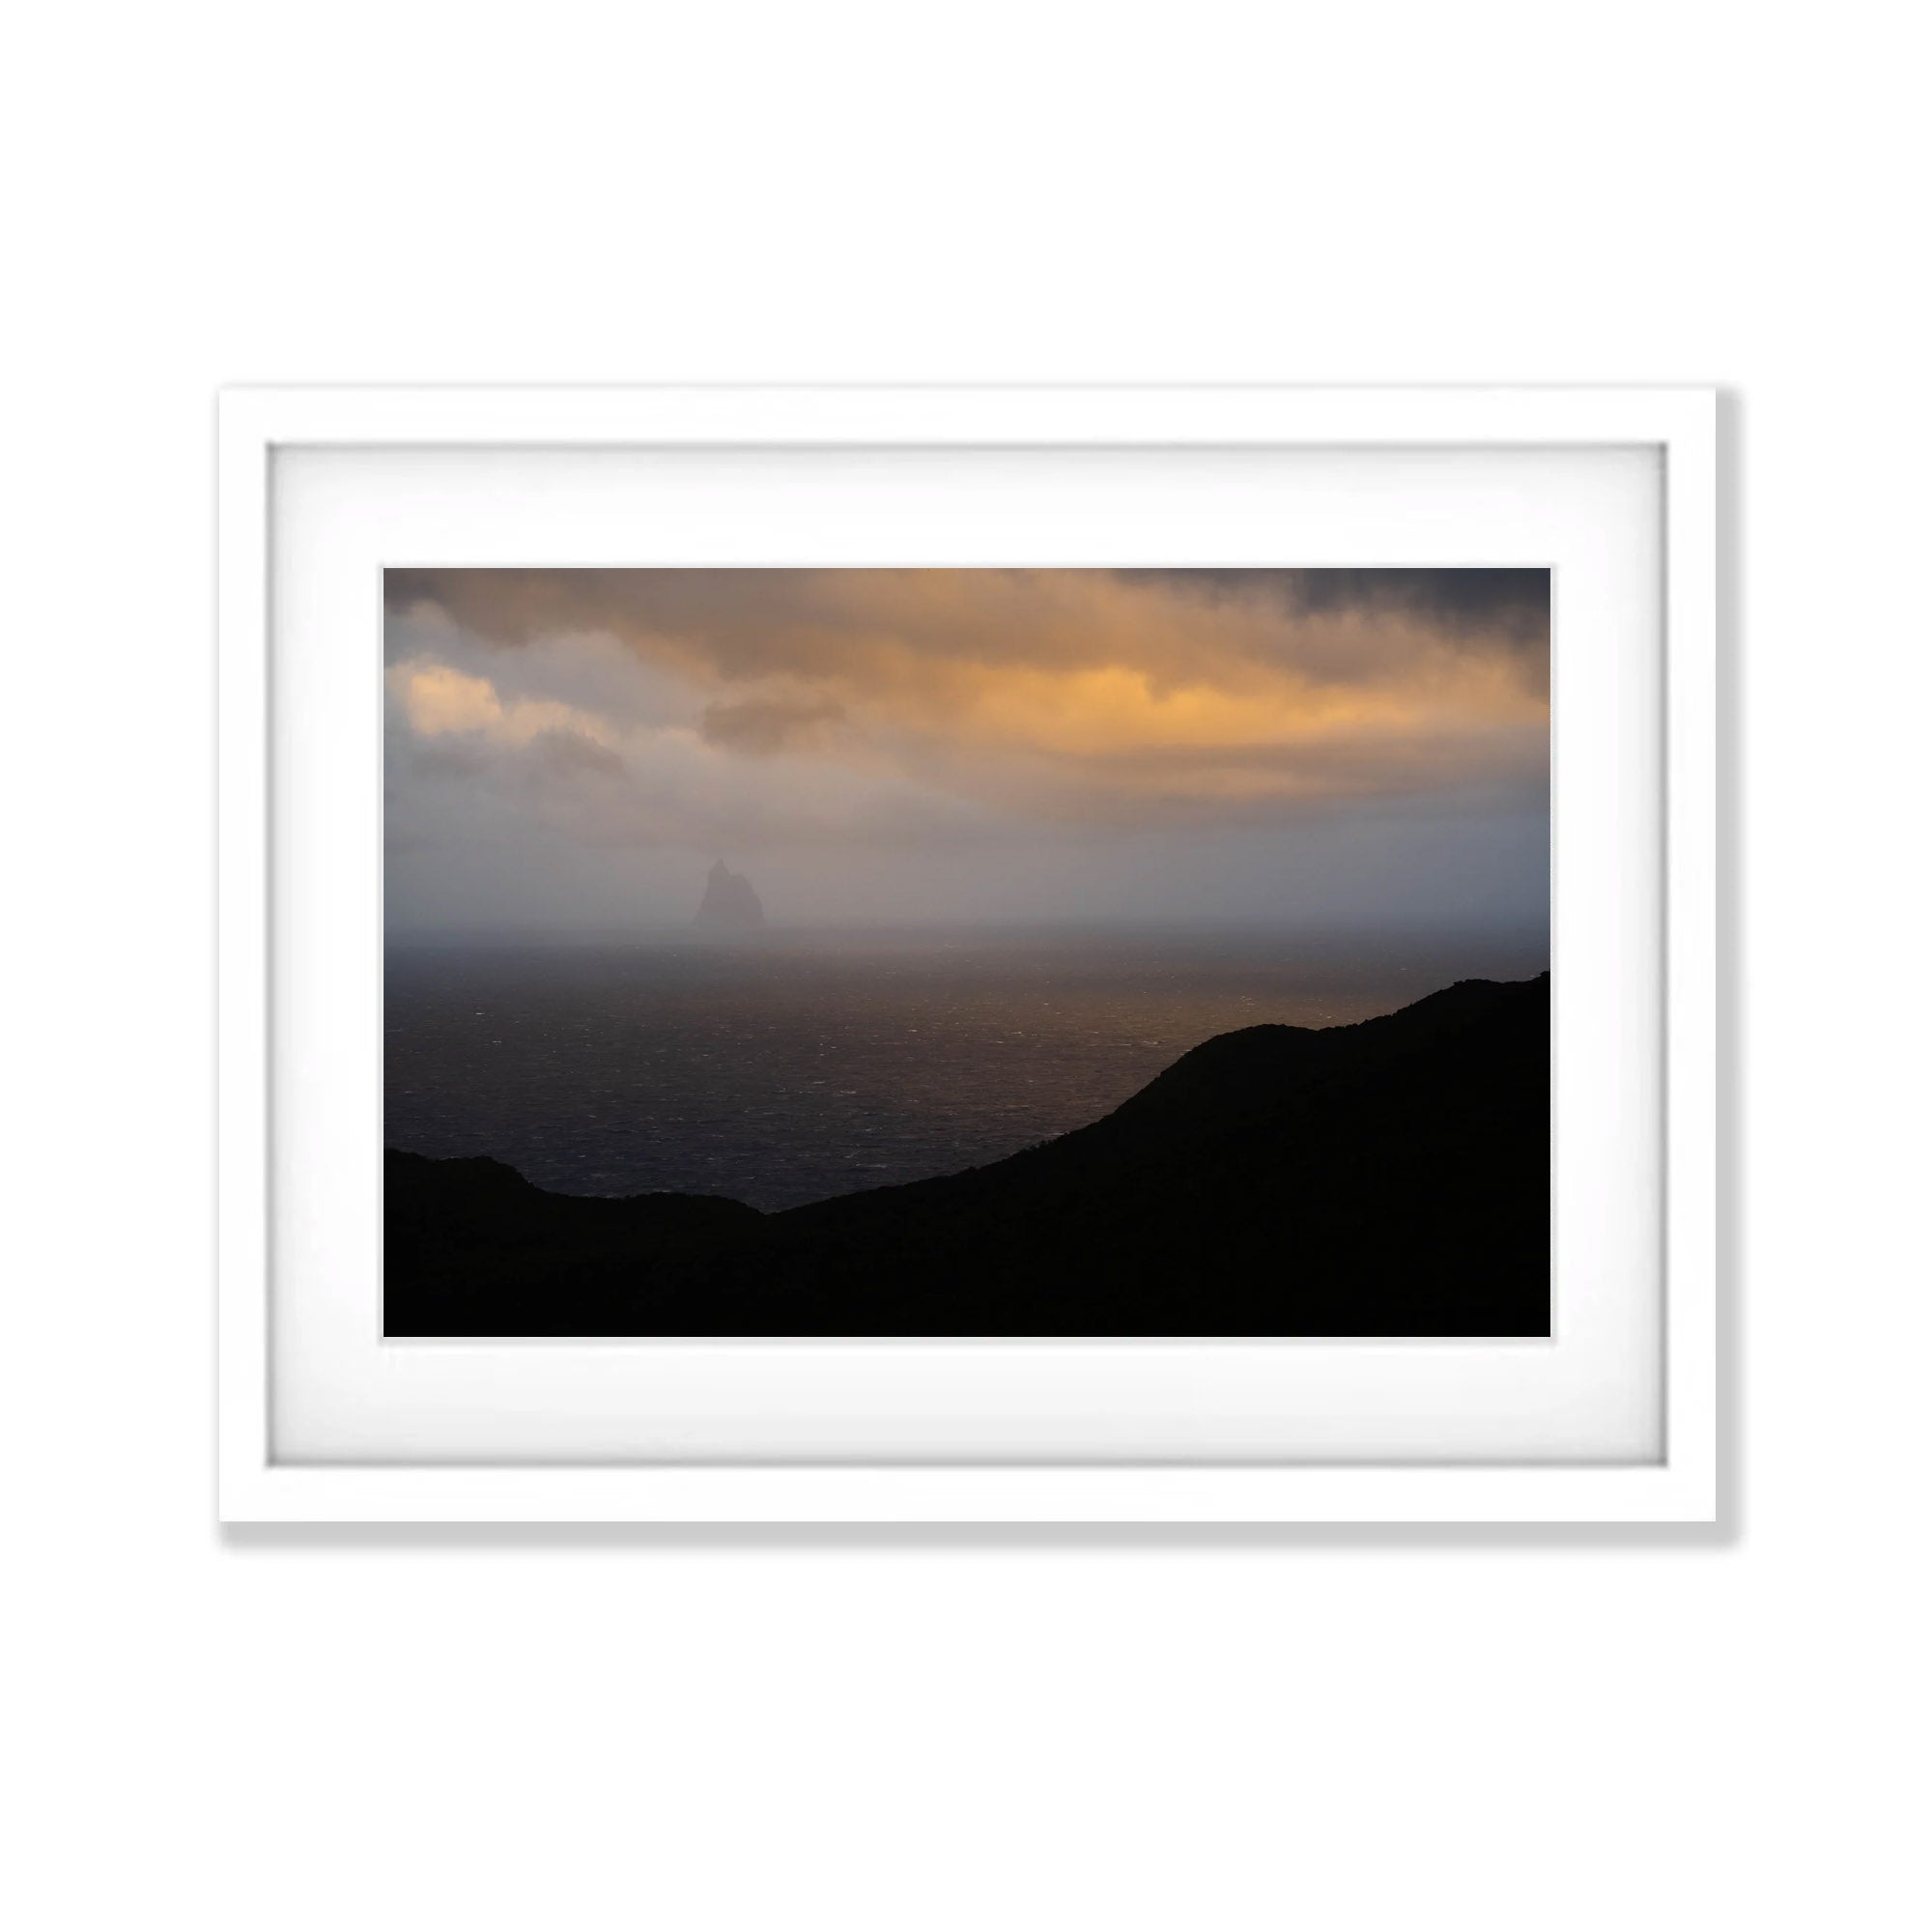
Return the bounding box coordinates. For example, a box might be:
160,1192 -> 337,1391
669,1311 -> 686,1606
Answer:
218,385 -> 1717,1523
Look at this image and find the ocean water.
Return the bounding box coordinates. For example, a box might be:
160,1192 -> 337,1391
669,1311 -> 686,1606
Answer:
385,928 -> 1548,1211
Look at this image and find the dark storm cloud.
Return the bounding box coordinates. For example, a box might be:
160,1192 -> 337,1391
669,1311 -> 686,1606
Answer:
1115,569 -> 1549,648
383,567 -> 1548,684
384,567 -> 840,671
698,694 -> 846,754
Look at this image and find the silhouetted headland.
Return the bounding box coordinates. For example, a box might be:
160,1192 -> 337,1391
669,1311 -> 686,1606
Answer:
384,973 -> 1549,1337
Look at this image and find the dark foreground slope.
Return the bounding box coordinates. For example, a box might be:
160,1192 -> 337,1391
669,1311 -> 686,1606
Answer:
386,973 -> 1549,1337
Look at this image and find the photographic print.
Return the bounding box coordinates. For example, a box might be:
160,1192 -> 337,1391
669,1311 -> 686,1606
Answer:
384,566 -> 1550,1338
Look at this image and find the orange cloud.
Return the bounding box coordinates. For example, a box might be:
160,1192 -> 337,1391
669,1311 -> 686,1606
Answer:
392,663 -> 615,750
384,569 -> 1548,825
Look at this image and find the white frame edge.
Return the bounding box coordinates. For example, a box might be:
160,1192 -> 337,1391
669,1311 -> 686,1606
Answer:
216,385 -> 1719,1525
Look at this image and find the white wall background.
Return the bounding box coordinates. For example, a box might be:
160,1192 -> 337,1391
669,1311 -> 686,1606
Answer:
4,5 -> 1925,1927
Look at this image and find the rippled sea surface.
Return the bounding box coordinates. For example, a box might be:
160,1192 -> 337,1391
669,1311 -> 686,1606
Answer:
385,929 -> 1548,1210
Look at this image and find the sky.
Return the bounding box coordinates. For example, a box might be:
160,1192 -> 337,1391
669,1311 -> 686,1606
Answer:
384,568 -> 1549,936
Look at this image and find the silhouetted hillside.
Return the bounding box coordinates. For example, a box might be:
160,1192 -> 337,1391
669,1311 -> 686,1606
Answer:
385,974 -> 1549,1336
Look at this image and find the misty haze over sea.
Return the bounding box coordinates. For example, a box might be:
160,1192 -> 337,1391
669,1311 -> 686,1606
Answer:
385,924 -> 1548,1211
